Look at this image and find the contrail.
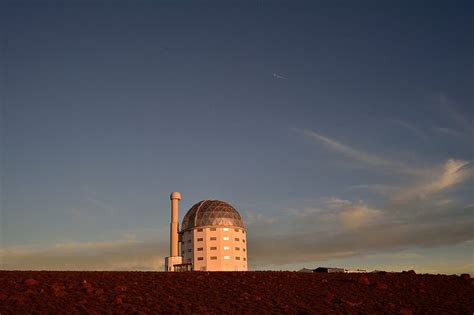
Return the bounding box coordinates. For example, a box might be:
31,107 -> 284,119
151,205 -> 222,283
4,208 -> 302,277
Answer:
273,73 -> 288,80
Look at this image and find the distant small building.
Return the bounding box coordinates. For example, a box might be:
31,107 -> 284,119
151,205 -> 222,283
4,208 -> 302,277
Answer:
314,267 -> 345,273
302,267 -> 368,273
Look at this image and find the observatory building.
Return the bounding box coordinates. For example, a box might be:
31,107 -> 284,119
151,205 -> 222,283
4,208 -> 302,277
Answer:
165,192 -> 248,272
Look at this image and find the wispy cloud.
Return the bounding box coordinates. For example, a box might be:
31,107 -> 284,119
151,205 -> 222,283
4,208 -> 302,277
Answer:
0,237 -> 168,271
348,184 -> 399,195
395,159 -> 473,201
391,119 -> 428,142
293,128 -> 427,176
273,73 -> 288,80
294,129 -> 395,168
339,202 -> 382,230
434,127 -> 465,138
436,94 -> 474,136
249,205 -> 474,267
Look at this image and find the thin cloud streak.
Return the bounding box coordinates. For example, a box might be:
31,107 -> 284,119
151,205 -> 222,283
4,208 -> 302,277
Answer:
273,73 -> 288,80
437,94 -> 474,136
294,128 -> 394,168
293,128 -> 427,176
391,119 -> 428,142
395,160 -> 473,201
0,238 -> 168,271
434,127 -> 465,138
249,212 -> 474,266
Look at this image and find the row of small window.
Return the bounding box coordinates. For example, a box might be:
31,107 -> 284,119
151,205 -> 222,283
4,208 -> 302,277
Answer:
197,227 -> 245,233
183,247 -> 245,253
197,256 -> 246,261
189,237 -> 245,242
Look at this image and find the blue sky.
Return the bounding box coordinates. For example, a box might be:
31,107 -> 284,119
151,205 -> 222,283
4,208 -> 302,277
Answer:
1,1 -> 473,273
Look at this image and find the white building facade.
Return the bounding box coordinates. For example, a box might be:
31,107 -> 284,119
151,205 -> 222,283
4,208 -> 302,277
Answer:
180,200 -> 248,271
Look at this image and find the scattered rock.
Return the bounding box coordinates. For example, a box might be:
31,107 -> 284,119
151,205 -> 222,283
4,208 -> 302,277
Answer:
403,270 -> 416,275
114,294 -> 126,305
0,292 -> 8,300
25,278 -> 40,286
82,281 -> 94,293
376,282 -> 388,289
51,283 -> 65,296
326,291 -> 335,303
115,284 -> 127,292
358,276 -> 370,285
460,273 -> 470,281
400,308 -> 414,315
8,294 -> 26,306
95,288 -> 105,296
342,297 -> 362,306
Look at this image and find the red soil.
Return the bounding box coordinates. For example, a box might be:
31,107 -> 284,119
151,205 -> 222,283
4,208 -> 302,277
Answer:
0,271 -> 472,314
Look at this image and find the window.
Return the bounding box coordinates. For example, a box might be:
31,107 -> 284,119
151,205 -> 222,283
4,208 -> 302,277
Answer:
223,227 -> 229,231
223,237 -> 229,241
197,228 -> 203,232
235,247 -> 240,251
210,247 -> 217,250
223,246 -> 230,250
187,240 -> 191,243
188,249 -> 192,252
197,238 -> 203,241
243,239 -> 245,243
210,256 -> 217,260
197,257 -> 204,261
235,238 -> 240,241
224,256 -> 230,260
243,258 -> 246,261
234,228 -> 239,232
210,237 -> 217,241
242,230 -> 245,234
197,247 -> 203,251
236,257 -> 240,260
243,248 -> 246,252
210,228 -> 216,231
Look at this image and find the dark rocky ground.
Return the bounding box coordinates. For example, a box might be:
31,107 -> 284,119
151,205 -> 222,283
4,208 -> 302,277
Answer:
0,270 -> 473,314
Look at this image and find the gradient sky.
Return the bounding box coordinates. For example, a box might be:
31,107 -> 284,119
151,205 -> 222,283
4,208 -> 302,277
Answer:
1,1 -> 473,273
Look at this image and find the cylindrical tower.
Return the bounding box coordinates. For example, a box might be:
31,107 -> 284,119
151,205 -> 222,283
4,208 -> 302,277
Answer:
170,192 -> 181,257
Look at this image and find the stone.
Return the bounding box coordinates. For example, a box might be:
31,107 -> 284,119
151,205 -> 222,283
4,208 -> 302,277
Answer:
25,278 -> 40,286
400,308 -> 414,315
8,294 -> 26,306
460,273 -> 470,281
325,291 -> 335,303
358,276 -> 370,285
114,294 -> 126,305
342,297 -> 362,306
115,285 -> 127,292
376,282 -> 388,289
51,283 -> 65,296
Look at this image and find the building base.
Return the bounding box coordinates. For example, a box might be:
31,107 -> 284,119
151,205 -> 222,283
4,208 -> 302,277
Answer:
165,256 -> 183,272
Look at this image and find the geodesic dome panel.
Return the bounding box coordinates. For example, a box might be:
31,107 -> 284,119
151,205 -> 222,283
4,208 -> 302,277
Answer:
181,200 -> 245,231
